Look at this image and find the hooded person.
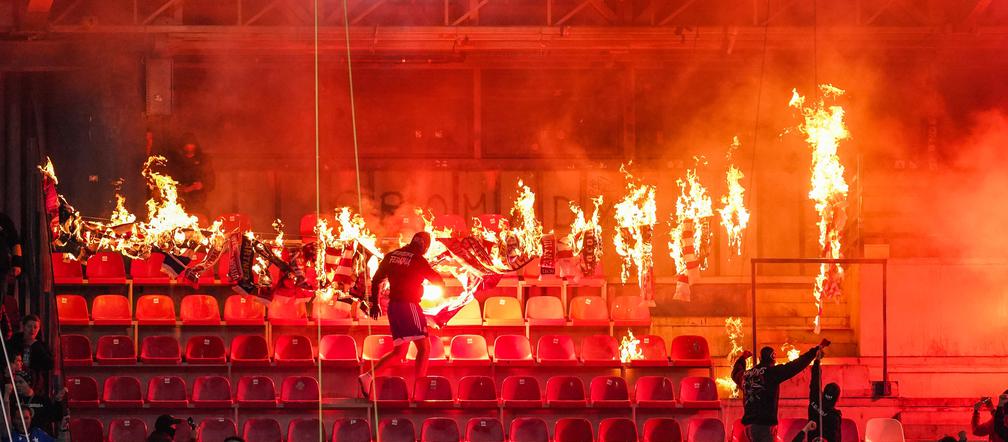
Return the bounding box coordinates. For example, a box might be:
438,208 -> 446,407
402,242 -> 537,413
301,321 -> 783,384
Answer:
147,415 -> 181,442
731,339 -> 831,442
972,390 -> 1008,442
357,232 -> 444,396
793,350 -> 842,442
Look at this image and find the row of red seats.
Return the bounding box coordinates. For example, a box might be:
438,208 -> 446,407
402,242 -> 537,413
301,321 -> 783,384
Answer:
57,293 -> 649,327
62,333 -> 710,367
66,373 -> 717,410
72,415 -> 725,442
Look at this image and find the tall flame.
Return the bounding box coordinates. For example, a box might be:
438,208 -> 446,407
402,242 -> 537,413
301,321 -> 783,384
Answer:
618,329 -> 644,363
468,180 -> 545,271
669,166 -> 714,273
716,316 -> 746,398
718,137 -> 750,255
507,180 -> 544,258
613,165 -> 657,285
790,85 -> 850,334
567,196 -> 603,257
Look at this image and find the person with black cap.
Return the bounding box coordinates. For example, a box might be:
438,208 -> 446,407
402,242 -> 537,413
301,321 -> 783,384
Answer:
358,232 -> 444,396
972,390 -> 1008,442
793,349 -> 842,442
731,339 -> 831,442
147,415 -> 182,442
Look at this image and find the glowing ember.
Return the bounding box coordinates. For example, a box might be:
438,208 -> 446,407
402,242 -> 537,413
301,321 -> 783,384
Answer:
781,341 -> 801,362
718,137 -> 750,256
618,329 -> 644,363
613,164 -> 657,293
421,281 -> 445,302
717,316 -> 746,398
790,85 -> 850,334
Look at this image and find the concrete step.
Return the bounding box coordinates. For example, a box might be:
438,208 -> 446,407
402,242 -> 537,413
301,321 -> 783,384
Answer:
756,301 -> 850,318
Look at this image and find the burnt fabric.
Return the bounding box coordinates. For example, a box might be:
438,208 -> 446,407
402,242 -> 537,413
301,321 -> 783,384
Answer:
370,243 -> 443,304
732,347 -> 819,426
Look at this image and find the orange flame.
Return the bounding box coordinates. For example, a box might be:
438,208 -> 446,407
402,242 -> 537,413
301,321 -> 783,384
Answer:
717,316 -> 746,398
618,329 -> 643,363
567,196 -> 603,258
781,341 -> 801,362
669,166 -> 714,273
468,180 -> 545,272
718,137 -> 750,255
613,164 -> 656,285
507,180 -> 544,258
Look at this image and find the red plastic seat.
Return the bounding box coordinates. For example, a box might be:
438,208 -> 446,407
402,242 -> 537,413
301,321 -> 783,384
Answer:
56,294 -> 89,325
362,335 -> 396,363
275,334 -> 316,366
501,375 -> 541,408
671,335 -> 712,367
311,298 -> 353,325
590,376 -> 631,408
60,334 -> 92,367
135,294 -> 176,325
555,418 -> 594,442
185,335 -> 227,364
197,418 -> 237,442
86,252 -> 127,284
467,418 -> 505,442
413,375 -> 454,408
91,294 -> 132,325
192,376 -> 233,408
146,376 -> 188,408
644,418 -> 683,442
633,334 -> 670,367
331,418 -> 371,442
600,418 -> 639,442
841,418 -> 860,442
236,376 -> 277,407
449,334 -> 490,366
434,214 -> 468,235
282,376 -> 320,408
581,334 -> 620,367
130,252 -> 171,284
288,418 -> 324,442
180,294 -> 221,325
70,418 -> 104,442
680,376 -> 720,409
776,418 -> 808,442
483,296 -> 523,326
52,252 -> 84,284
224,295 -> 266,324
102,376 -> 143,408
611,295 -> 651,327
216,213 -> 253,233
458,376 -> 498,408
95,335 -> 136,365
493,335 -> 534,366
689,418 -> 726,442
731,420 -> 751,442
407,336 -> 448,366
66,376 -> 100,407
244,418 -> 282,442
509,418 -> 549,442
635,376 -> 677,408
422,418 -> 460,442
371,376 -> 410,407
231,334 -> 271,366
446,299 -> 482,326
379,418 -> 417,442
526,296 -> 565,326
140,335 -> 181,364
569,295 -> 610,326
546,375 -> 587,408
319,334 -> 359,366
108,418 -> 147,442
268,297 -> 308,325
536,334 -> 578,366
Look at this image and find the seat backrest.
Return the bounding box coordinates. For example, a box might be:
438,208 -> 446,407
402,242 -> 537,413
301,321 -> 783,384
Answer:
644,418 -> 683,442
635,376 -> 676,402
141,335 -> 180,360
611,295 -> 650,321
600,418 -> 638,442
688,418 -> 726,442
731,419 -> 751,442
223,295 -> 266,322
185,335 -> 227,362
146,376 -> 187,402
569,295 -> 609,321
372,376 -> 410,402
231,334 -> 270,360
590,376 -> 629,402
86,252 -> 125,278
379,418 -> 417,442
92,294 -> 131,322
510,418 -> 549,442
865,418 -> 904,442
493,335 -> 532,361
526,296 -> 564,320
639,334 -> 669,361
414,375 -> 453,402
407,336 -> 447,361
287,418 -> 324,442
103,376 -> 142,401
451,334 -> 489,360
66,376 -> 99,402
108,418 -> 147,442
268,297 -> 307,322
483,296 -> 522,321
331,418 -> 371,442
537,334 -> 576,362
51,253 -> 83,278
319,334 -> 359,361
458,376 -> 497,402
180,294 -> 221,322
197,418 -> 237,442
671,335 -> 711,361
282,376 -> 320,402
362,335 -> 395,361
581,334 -> 619,362
466,418 -> 504,442
193,376 -> 232,402
275,334 -> 315,361
237,376 -> 277,402
422,417 -> 460,442
56,294 -> 89,322
60,334 -> 92,361
243,419 -> 282,442
312,298 -> 352,321
70,418 -> 104,442
447,299 -> 482,325
96,335 -> 135,359
501,376 -> 541,401
129,253 -> 168,278
776,418 -> 808,442
680,376 -> 718,402
300,213 -> 335,239
555,418 -> 594,442
547,376 -> 586,402
135,294 -> 176,321
841,418 -> 860,442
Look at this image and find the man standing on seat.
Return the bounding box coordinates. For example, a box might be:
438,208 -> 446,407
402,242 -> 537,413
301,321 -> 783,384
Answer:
358,232 -> 444,395
732,339 -> 831,442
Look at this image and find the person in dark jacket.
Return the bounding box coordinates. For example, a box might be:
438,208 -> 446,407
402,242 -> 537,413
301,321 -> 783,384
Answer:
973,390 -> 1008,442
168,133 -> 215,216
358,232 -> 444,395
732,339 -> 831,442
4,374 -> 66,438
805,352 -> 842,442
6,315 -> 53,395
147,415 -> 181,442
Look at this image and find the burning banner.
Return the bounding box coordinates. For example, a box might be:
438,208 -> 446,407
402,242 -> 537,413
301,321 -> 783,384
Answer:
613,165 -> 657,302
618,329 -> 644,364
790,85 -> 850,334
668,166 -> 713,301
567,196 -> 603,278
719,137 -> 750,256
716,316 -> 745,398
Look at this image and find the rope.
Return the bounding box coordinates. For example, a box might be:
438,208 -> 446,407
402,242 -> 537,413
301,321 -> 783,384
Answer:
0,335 -> 29,438
742,0 -> 772,310
312,0 -> 324,439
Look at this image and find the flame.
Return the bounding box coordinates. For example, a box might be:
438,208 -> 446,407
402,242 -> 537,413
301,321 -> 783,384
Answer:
613,164 -> 657,285
140,156 -> 203,252
417,208 -> 453,260
109,193 -> 136,226
38,157 -> 58,185
508,180 -> 544,258
467,180 -> 545,272
421,281 -> 445,302
668,166 -> 714,273
718,137 -> 750,255
717,316 -> 746,398
790,85 -> 850,334
618,329 -> 643,363
567,196 -> 603,257
781,341 -> 801,362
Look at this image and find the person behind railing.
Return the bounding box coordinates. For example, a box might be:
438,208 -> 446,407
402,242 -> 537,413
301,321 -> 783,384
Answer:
5,315 -> 53,395
3,373 -> 65,439
1,407 -> 54,442
972,390 -> 1008,442
0,212 -> 22,338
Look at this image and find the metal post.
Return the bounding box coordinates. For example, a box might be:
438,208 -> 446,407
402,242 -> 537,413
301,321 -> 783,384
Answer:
881,260 -> 888,385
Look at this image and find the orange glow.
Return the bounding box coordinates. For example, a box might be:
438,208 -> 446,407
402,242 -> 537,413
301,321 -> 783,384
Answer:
669,165 -> 714,273
613,164 -> 657,285
618,329 -> 643,363
718,137 -> 750,256
717,316 -> 745,398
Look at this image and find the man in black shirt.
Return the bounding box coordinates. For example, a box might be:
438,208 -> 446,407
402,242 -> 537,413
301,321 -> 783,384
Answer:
6,315 -> 53,395
732,339 -> 831,442
168,134 -> 215,216
358,232 -> 443,396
